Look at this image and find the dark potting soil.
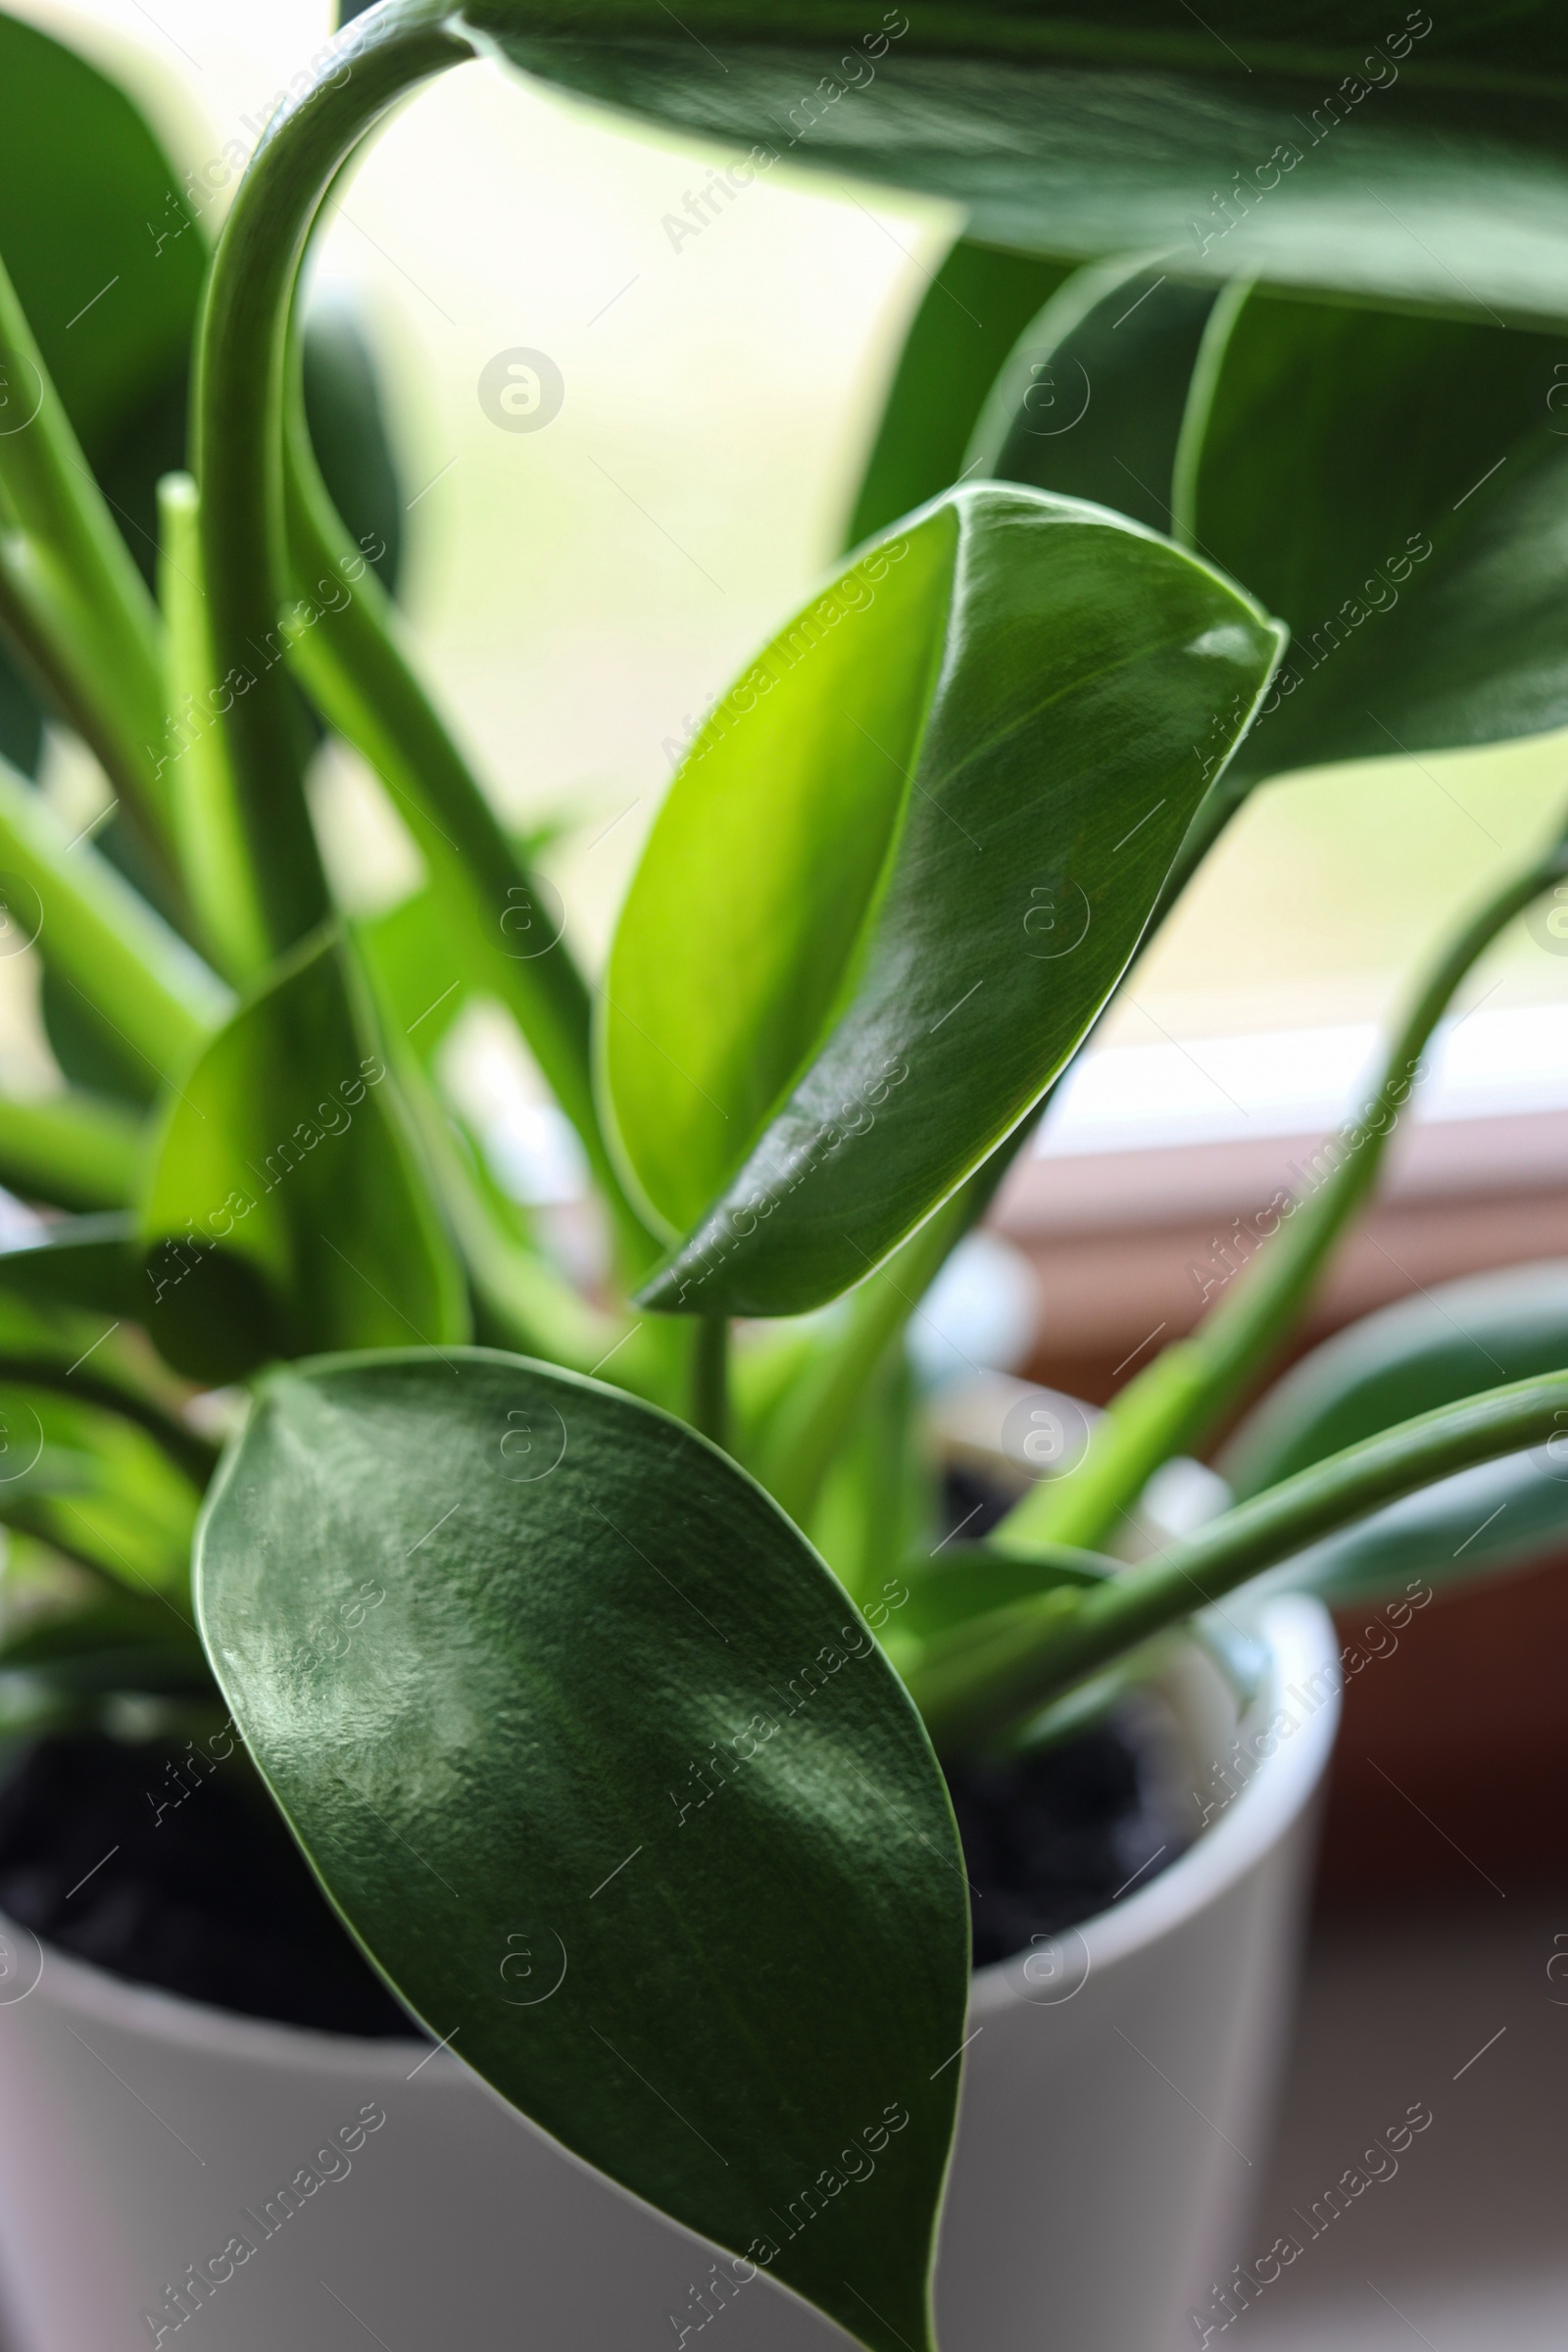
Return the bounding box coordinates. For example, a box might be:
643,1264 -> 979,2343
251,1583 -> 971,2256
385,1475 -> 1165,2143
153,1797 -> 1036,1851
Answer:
936,1467 -> 1190,1962
945,1719 -> 1187,1967
0,1704 -> 1185,2030
0,1732 -> 414,2037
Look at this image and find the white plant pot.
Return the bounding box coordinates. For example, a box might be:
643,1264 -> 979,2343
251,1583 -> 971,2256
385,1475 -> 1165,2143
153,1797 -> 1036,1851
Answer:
0,1595 -> 1339,2352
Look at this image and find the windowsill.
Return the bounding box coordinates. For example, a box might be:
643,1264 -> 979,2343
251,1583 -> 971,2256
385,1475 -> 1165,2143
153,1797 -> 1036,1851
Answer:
990,1004 -> 1568,1384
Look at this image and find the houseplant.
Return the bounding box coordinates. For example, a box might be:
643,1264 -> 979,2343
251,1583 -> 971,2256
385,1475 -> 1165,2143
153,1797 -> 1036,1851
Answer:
0,3 -> 1567,2348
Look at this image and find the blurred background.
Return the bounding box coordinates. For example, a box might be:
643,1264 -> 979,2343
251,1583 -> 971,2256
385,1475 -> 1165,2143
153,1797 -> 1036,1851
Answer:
7,2 -> 1567,2342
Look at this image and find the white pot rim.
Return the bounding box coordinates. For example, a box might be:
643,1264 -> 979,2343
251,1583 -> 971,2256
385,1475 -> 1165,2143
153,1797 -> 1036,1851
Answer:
1,1595 -> 1338,2076
970,1592 -> 1338,2017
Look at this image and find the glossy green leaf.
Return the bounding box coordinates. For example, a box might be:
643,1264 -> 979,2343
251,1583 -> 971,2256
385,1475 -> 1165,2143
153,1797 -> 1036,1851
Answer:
970,266 -> 1568,792
489,6 -> 1568,325
196,1349 -> 968,2352
844,235 -> 1070,549
138,929 -> 468,1383
1181,288 -> 1568,786
605,484 -> 1281,1316
1222,1261 -> 1568,1497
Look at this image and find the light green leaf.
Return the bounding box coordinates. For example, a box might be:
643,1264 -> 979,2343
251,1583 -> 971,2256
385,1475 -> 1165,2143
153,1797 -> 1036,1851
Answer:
138,930 -> 468,1383
196,1348 -> 968,2352
605,485 -> 1281,1316
899,1540 -> 1110,1647
0,1285 -> 212,1485
354,893 -> 677,1398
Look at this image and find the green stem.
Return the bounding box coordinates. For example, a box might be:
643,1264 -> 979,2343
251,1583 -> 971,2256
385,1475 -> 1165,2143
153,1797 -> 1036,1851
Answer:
759,1177 -> 982,1525
0,1354 -> 217,1487
193,0 -> 476,957
369,987 -> 679,1402
693,1315 -> 730,1450
156,475 -> 275,984
0,1092 -> 143,1212
282,364 -> 657,1273
0,755 -> 227,1083
998,831 -> 1568,1556
0,252 -> 179,898
914,1367 -> 1568,1750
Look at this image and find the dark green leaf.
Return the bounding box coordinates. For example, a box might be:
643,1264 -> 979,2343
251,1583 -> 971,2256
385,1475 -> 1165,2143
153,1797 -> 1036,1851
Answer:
197,1348 -> 968,2352
489,7 -> 1568,324
844,235 -> 1070,549
966,256 -> 1217,532
606,485 -> 1280,1316
0,13 -> 204,469
1222,1260 -> 1568,1496
138,929 -> 468,1383
39,963 -> 160,1107
1184,287 -> 1568,785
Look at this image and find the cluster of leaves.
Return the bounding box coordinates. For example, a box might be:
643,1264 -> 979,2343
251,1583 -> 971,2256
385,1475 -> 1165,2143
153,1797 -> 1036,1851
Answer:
3,7 -> 1568,2348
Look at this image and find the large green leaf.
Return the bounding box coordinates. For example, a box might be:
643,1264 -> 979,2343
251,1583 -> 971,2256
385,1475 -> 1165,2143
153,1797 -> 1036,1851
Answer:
196,1349 -> 968,2352
1183,286 -> 1568,785
605,484 -> 1281,1316
967,263 -> 1568,803
488,6 -> 1568,323
1222,1262 -> 1568,1497
138,930 -> 468,1383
